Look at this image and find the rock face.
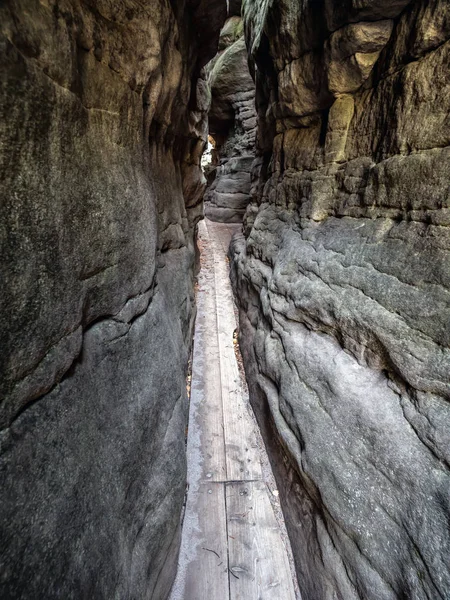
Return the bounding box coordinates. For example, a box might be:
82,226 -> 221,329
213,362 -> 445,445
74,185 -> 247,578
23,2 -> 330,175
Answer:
231,1 -> 450,599
0,1 -> 225,598
204,7 -> 257,222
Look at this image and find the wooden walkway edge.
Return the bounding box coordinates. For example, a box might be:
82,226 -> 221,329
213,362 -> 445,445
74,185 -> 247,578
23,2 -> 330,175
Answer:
169,219 -> 298,600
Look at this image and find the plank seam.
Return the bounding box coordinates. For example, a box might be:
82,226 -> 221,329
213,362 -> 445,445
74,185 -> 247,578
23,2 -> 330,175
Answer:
223,482 -> 233,597
210,222 -> 231,482
199,479 -> 263,485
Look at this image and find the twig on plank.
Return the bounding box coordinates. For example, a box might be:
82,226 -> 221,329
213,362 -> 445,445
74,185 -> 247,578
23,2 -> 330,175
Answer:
202,547 -> 220,559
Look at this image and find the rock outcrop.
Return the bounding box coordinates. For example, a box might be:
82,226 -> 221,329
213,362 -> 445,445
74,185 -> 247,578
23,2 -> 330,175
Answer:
231,1 -> 450,599
204,5 -> 257,222
0,1 -> 225,598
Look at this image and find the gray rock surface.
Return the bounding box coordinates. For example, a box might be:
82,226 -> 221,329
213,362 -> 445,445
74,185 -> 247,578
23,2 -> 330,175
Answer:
231,1 -> 450,598
204,15 -> 257,222
0,1 -> 225,598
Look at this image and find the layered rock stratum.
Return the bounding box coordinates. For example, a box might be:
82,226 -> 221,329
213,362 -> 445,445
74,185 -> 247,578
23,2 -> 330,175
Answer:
0,1 -> 225,597
231,1 -> 450,599
204,5 -> 257,222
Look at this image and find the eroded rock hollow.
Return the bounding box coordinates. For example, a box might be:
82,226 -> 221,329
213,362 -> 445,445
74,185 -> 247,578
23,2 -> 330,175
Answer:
230,0 -> 450,599
0,1 -> 225,597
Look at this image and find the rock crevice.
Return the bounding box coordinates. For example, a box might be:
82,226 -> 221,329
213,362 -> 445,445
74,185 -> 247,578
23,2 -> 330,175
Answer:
204,5 -> 258,222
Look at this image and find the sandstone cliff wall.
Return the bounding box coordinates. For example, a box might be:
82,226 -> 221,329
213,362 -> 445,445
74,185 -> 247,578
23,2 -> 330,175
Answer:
231,1 -> 450,598
204,10 -> 257,222
0,1 -> 225,597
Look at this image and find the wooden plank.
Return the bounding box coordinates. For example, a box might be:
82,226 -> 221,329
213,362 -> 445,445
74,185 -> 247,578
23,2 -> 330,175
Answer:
190,220 -> 227,483
219,338 -> 262,481
226,480 -> 297,600
172,483 -> 230,600
207,220 -> 262,481
172,220 -> 298,600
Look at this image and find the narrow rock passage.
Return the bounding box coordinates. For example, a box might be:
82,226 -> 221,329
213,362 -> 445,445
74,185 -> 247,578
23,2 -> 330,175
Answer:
169,219 -> 298,600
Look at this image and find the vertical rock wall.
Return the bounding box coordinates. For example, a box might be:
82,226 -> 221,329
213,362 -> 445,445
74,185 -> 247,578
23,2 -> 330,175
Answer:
231,1 -> 450,599
0,1 -> 225,598
204,5 -> 257,222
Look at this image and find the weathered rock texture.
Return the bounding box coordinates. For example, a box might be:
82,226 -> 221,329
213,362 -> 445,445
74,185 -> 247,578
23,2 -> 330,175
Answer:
231,1 -> 450,599
0,1 -> 225,598
204,6 -> 257,222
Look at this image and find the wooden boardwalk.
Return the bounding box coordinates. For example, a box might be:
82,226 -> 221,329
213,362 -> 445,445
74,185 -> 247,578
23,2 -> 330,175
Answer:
169,219 -> 297,600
